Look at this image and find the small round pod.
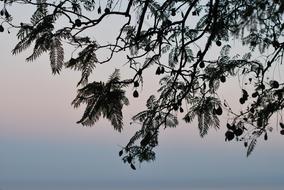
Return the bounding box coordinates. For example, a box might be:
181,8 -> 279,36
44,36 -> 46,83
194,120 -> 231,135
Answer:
216,40 -> 222,46
74,19 -> 82,27
225,130 -> 235,141
215,106 -> 223,115
220,75 -> 226,83
133,90 -> 139,98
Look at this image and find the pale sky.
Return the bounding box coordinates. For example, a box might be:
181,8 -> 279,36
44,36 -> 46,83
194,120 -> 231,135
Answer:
0,2 -> 284,190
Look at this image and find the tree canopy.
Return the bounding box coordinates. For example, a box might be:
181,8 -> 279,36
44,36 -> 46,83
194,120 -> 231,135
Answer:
1,0 -> 284,169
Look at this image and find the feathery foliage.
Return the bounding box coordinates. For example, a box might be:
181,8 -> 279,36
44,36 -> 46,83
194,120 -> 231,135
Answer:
72,69 -> 129,131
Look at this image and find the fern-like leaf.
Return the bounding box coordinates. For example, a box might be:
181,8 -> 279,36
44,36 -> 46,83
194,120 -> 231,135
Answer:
184,96 -> 220,137
110,107 -> 123,132
50,37 -> 64,74
70,44 -> 98,86
247,138 -> 257,157
26,33 -> 51,62
31,0 -> 48,25
73,70 -> 128,132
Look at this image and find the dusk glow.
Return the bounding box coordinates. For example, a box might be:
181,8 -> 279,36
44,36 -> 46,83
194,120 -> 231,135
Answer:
1,1 -> 284,190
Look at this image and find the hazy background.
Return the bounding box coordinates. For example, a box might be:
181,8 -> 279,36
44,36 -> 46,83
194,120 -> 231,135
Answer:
1,2 -> 284,190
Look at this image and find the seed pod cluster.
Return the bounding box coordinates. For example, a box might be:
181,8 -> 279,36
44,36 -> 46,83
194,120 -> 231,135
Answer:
225,123 -> 245,141
239,89 -> 249,104
0,8 -> 10,19
155,66 -> 165,75
213,106 -> 223,116
172,100 -> 184,113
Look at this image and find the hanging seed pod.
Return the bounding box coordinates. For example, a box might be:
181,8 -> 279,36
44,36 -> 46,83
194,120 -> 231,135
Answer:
234,128 -> 243,136
160,66 -> 165,74
244,141 -> 248,147
0,25 -> 4,32
171,8 -> 176,16
134,81 -> 139,87
220,75 -> 226,83
226,123 -> 232,129
242,89 -> 249,99
225,130 -> 235,141
98,6 -> 101,14
133,90 -> 139,98
130,163 -> 136,170
280,130 -> 284,135
197,50 -> 202,57
173,104 -> 179,111
119,150 -> 123,156
215,106 -> 223,115
199,61 -> 205,68
252,91 -> 258,98
270,80 -> 279,88
249,78 -> 252,83
127,156 -> 132,164
259,84 -> 265,90
264,133 -> 268,141
104,8 -> 110,14
155,67 -> 161,75
74,19 -> 82,27
216,40 -> 222,46
4,10 -> 10,19
179,107 -> 184,113
239,97 -> 245,104
227,123 -> 235,130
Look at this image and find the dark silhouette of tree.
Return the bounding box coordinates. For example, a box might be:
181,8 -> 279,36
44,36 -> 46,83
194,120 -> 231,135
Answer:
1,0 -> 284,169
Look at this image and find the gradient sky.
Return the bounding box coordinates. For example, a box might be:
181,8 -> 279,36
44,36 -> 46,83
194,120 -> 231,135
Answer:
0,2 -> 284,190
